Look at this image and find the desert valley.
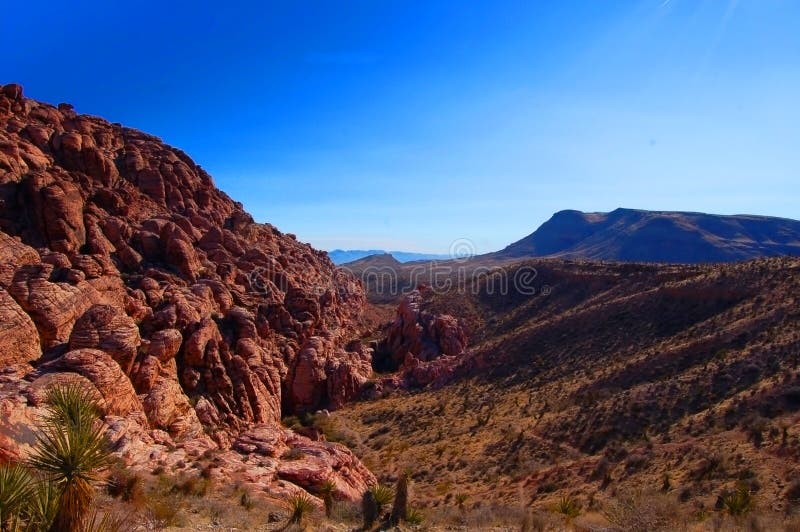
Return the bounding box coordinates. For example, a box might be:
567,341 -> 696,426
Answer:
1,82 -> 800,531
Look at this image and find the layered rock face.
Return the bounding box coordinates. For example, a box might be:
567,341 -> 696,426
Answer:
0,84 -> 374,498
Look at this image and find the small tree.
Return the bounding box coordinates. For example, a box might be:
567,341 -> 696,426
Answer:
28,384 -> 113,532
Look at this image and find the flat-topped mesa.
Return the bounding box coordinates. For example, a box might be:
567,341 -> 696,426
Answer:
0,83 -> 375,498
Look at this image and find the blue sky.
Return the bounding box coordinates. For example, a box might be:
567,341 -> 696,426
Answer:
4,0 -> 799,253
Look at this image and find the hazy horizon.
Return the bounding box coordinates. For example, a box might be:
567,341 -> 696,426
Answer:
5,0 -> 799,254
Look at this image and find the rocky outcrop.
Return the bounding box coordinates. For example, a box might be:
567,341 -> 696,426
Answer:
378,289 -> 467,371
0,84 -> 373,500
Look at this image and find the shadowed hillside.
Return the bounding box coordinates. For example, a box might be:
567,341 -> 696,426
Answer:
329,256 -> 800,525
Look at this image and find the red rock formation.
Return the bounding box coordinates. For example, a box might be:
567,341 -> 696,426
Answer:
378,289 -> 467,370
0,84 -> 375,499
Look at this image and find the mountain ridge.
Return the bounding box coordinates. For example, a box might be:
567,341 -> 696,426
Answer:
328,249 -> 450,265
494,207 -> 800,263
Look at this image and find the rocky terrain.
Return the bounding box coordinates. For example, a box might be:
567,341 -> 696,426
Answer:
494,208 -> 800,263
0,83 -> 383,505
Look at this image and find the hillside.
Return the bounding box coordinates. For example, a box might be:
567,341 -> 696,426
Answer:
328,256 -> 800,528
495,208 -> 800,263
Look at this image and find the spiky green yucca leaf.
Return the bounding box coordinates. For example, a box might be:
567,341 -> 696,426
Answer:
554,496 -> 581,519
0,463 -> 34,526
722,484 -> 754,516
405,507 -> 424,525
286,492 -> 316,524
28,421 -> 112,485
370,484 -> 393,510
26,480 -> 60,531
43,384 -> 101,430
319,480 -> 335,518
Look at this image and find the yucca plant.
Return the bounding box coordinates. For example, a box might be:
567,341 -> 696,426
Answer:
370,484 -> 393,515
553,496 -> 581,520
454,492 -> 468,509
405,507 -> 424,525
28,384 -> 113,532
318,480 -> 335,518
722,483 -> 753,517
0,463 -> 35,529
286,492 -> 316,525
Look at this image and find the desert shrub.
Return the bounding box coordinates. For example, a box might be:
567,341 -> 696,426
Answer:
106,468 -> 144,504
318,479 -> 335,518
786,480 -> 800,505
239,489 -> 254,510
362,490 -> 378,529
603,490 -> 680,532
455,492 -> 468,508
147,494 -> 185,528
171,475 -> 210,497
624,453 -> 650,474
691,453 -> 727,481
286,492 -> 315,524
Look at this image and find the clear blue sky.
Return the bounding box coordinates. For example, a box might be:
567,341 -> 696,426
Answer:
4,0 -> 799,254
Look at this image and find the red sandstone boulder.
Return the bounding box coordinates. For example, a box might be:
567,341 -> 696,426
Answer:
68,304 -> 141,374
38,349 -> 143,416
0,288 -> 41,365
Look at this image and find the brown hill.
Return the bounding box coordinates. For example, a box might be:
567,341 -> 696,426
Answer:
328,256 -> 800,527
0,83 -> 375,502
494,208 -> 800,263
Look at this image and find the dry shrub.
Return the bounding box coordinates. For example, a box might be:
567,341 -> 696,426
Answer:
602,490 -> 682,532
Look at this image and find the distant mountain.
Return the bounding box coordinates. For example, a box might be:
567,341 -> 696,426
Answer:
495,208 -> 800,263
328,249 -> 449,265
